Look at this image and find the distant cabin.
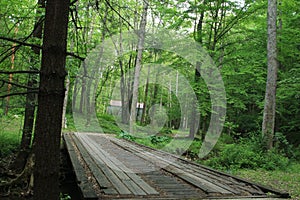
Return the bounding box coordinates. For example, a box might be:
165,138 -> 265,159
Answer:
107,100 -> 144,120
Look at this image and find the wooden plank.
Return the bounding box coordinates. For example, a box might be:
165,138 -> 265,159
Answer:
72,133 -> 118,194
75,133 -> 132,195
114,137 -> 292,198
70,133 -> 291,199
63,133 -> 98,200
114,137 -> 244,195
113,137 -> 240,194
110,138 -> 232,194
88,135 -> 159,195
71,133 -> 118,195
79,133 -> 159,196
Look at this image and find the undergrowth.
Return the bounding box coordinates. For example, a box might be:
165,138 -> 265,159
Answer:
0,114 -> 22,157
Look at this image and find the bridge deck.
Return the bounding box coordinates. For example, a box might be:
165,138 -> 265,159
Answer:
63,132 -> 289,200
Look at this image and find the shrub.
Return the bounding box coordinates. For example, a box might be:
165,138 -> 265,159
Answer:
203,139 -> 290,171
261,150 -> 290,170
118,131 -> 136,141
204,143 -> 263,170
150,135 -> 171,145
159,127 -> 172,135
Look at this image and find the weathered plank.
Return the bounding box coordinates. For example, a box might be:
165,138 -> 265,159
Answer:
76,133 -> 159,196
110,137 -> 233,194
71,133 -> 118,195
76,133 -> 132,195
63,133 -> 98,200
87,134 -> 159,195
65,133 -> 290,199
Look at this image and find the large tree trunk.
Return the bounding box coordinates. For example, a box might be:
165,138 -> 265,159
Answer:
262,0 -> 278,150
32,0 -> 70,199
130,1 -> 148,134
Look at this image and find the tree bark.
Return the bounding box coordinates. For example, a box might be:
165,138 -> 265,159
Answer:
32,0 -> 70,199
130,1 -> 148,133
262,0 -> 278,150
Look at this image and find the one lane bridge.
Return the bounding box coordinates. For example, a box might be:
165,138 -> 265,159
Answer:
63,132 -> 290,200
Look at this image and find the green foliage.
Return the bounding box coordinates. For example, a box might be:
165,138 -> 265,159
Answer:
60,193 -> 71,200
0,115 -> 22,157
97,114 -> 122,134
235,162 -> 300,199
149,135 -> 171,145
159,127 -> 172,134
203,135 -> 290,171
118,131 -> 136,141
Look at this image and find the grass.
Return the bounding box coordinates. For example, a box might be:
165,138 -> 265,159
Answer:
0,114 -> 23,157
233,162 -> 300,200
64,113 -> 121,134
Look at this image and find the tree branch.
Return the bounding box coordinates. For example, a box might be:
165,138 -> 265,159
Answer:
0,79 -> 38,90
67,51 -> 85,61
0,36 -> 40,49
0,91 -> 38,98
104,0 -> 134,30
0,70 -> 40,74
0,36 -> 85,61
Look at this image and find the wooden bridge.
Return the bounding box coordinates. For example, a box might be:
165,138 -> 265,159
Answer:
63,132 -> 290,200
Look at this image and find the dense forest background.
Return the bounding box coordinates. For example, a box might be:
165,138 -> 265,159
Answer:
0,0 -> 299,199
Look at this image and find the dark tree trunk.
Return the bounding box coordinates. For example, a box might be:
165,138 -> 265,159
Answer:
10,0 -> 44,173
10,77 -> 37,173
33,0 -> 70,199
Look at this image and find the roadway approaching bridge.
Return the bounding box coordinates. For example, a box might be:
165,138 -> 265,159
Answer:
63,132 -> 290,200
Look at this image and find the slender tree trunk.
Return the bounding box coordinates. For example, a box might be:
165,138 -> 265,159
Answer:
10,0 -> 44,173
141,65 -> 150,124
262,0 -> 278,150
189,62 -> 201,138
85,7 -> 108,126
72,77 -> 79,112
130,1 -> 148,133
10,77 -> 37,173
5,28 -> 17,115
79,62 -> 87,114
33,0 -> 70,199
62,76 -> 70,128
